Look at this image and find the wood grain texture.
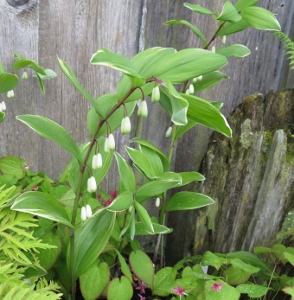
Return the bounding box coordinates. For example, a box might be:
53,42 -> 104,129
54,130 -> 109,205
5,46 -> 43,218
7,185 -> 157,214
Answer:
0,0 -> 294,260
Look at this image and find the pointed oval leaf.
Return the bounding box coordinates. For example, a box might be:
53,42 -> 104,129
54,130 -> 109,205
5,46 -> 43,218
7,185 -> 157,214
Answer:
16,115 -> 82,162
178,172 -> 205,185
134,202 -> 154,233
114,153 -> 136,193
182,94 -> 232,137
216,19 -> 249,37
154,267 -> 177,297
217,2 -> 242,23
154,49 -> 227,84
236,283 -> 269,298
90,48 -> 142,79
166,191 -> 214,211
107,276 -> 133,300
235,0 -> 259,11
115,250 -> 133,282
193,71 -> 228,93
164,20 -> 206,47
130,138 -> 170,172
0,156 -> 27,179
11,191 -> 72,227
216,44 -> 251,58
13,59 -> 46,75
135,222 -> 172,235
0,73 -> 18,94
240,7 -> 281,31
80,262 -> 110,300
126,147 -> 155,179
136,180 -> 180,203
129,250 -> 154,289
184,3 -> 213,15
107,191 -> 133,212
74,209 -> 116,277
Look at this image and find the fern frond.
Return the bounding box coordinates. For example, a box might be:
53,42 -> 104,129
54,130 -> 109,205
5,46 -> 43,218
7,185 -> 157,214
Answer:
0,208 -> 56,266
273,31 -> 294,69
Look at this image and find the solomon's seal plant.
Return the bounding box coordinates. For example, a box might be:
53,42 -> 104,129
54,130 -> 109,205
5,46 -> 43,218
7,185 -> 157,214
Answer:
0,0 -> 286,299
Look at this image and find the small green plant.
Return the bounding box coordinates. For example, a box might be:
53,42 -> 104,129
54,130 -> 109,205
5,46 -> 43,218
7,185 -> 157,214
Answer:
0,0 -> 287,299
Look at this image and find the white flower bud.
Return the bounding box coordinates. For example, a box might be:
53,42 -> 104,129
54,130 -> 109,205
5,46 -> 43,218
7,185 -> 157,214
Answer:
1,102 -> 6,111
121,117 -> 131,135
81,206 -> 87,221
192,77 -> 198,83
22,71 -> 28,79
189,84 -> 194,94
107,133 -> 115,150
85,204 -> 93,218
92,153 -> 102,169
197,75 -> 203,82
151,86 -> 160,103
222,35 -> 227,45
185,89 -> 190,95
87,176 -> 97,193
155,197 -> 161,207
166,126 -> 172,138
104,138 -> 110,153
211,46 -> 216,53
138,100 -> 148,118
7,90 -> 14,98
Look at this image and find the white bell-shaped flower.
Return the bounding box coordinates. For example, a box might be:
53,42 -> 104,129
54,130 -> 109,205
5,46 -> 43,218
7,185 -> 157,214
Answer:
81,206 -> 87,221
151,86 -> 160,103
107,133 -> 115,150
121,117 -> 131,135
138,100 -> 148,118
85,204 -> 93,218
87,176 -> 97,193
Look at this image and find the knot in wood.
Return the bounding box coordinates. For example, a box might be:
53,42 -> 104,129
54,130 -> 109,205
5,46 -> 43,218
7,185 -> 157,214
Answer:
6,0 -> 29,7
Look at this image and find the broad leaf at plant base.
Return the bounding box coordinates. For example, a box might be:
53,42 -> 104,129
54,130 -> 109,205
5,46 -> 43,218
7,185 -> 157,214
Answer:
129,250 -> 154,289
80,262 -> 110,300
107,276 -> 133,300
11,191 -> 73,228
16,115 -> 82,163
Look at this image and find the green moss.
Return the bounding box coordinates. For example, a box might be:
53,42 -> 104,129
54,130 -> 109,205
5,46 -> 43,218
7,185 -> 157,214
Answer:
240,119 -> 254,149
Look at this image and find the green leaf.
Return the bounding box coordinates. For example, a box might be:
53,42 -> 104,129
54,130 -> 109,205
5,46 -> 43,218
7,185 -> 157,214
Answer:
16,114 -> 82,162
240,7 -> 281,31
134,202 -> 154,233
136,180 -> 180,203
181,94 -> 232,138
236,283 -> 269,298
282,286 -> 294,299
107,191 -> 133,212
129,250 -> 154,289
35,73 -> 45,94
57,58 -> 99,113
154,48 -> 227,84
178,172 -> 205,185
164,20 -> 206,47
167,82 -> 188,125
107,276 -> 133,300
38,232 -> 62,270
90,48 -> 143,79
216,44 -> 251,58
216,19 -> 249,36
114,152 -> 136,193
126,147 -> 155,179
284,247 -> 294,266
115,250 -> 133,282
80,262 -> 110,300
12,59 -> 46,75
201,251 -> 228,270
154,267 -> 177,297
130,138 -> 170,172
166,191 -> 214,211
184,3 -> 213,15
224,265 -> 253,285
0,156 -> 27,179
0,73 -> 18,94
135,222 -> 172,235
193,71 -> 228,93
217,2 -> 242,23
74,209 -> 115,277
206,280 -> 240,300
235,0 -> 259,11
11,191 -> 72,227
0,112 -> 5,123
